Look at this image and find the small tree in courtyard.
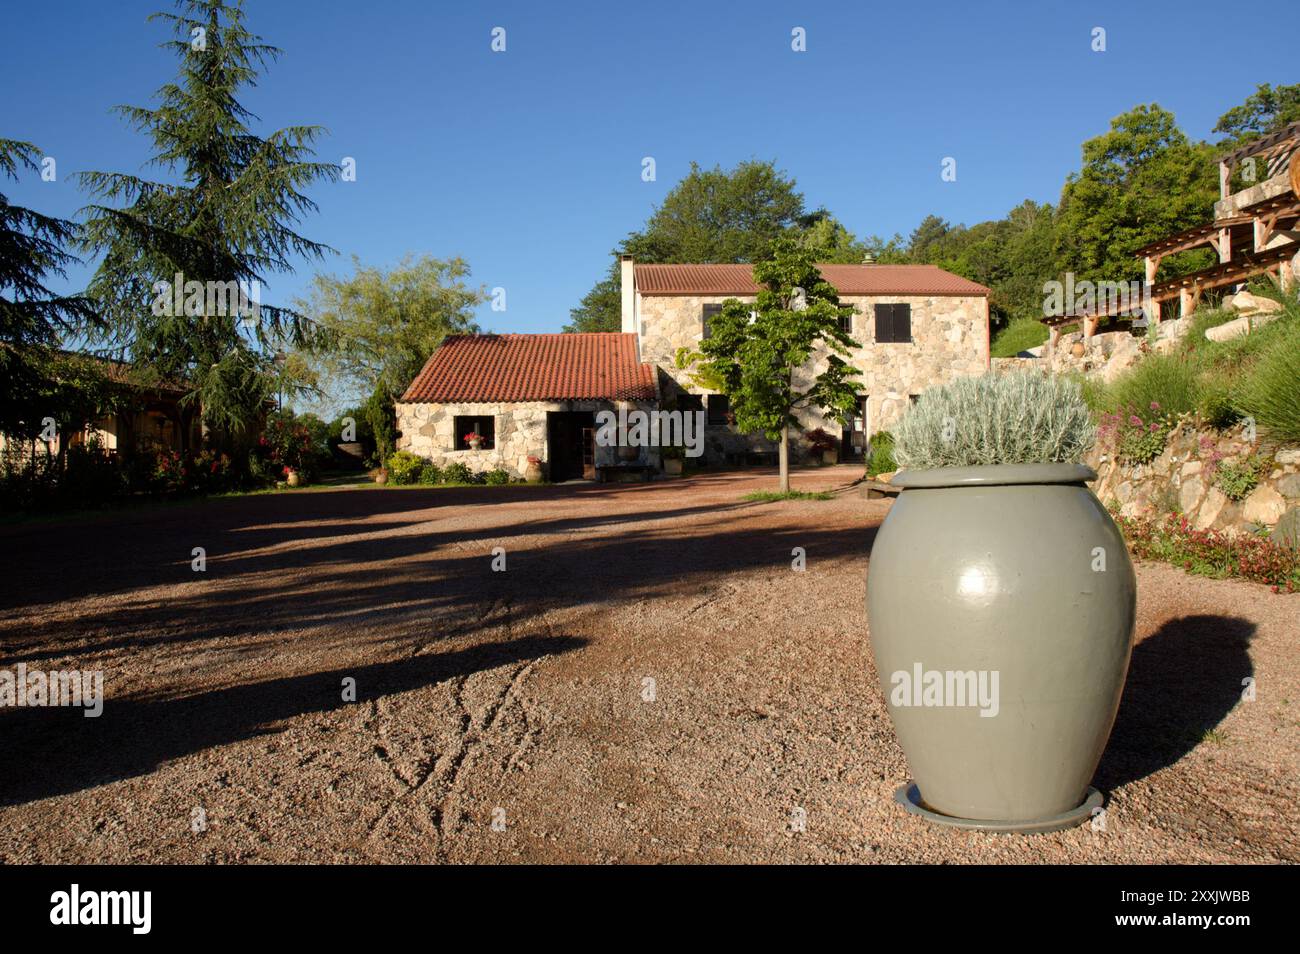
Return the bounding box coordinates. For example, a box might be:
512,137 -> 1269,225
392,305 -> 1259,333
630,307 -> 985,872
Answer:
683,240 -> 861,493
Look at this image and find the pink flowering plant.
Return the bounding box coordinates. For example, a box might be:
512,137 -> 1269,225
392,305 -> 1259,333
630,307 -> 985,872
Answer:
1097,401 -> 1172,465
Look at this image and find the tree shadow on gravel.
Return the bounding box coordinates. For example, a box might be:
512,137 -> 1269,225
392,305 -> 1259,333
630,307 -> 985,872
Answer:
1094,614 -> 1256,792
0,633 -> 586,806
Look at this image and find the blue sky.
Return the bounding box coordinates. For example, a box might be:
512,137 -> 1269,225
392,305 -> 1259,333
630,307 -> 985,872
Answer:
3,0 -> 1294,342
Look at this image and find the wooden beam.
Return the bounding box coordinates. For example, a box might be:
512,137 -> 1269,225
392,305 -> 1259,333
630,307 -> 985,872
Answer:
1179,287 -> 1193,318
1144,255 -> 1158,284
1217,227 -> 1231,262
1220,160 -> 1231,200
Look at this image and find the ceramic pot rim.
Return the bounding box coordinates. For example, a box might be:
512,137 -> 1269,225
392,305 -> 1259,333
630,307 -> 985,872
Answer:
891,462 -> 1096,489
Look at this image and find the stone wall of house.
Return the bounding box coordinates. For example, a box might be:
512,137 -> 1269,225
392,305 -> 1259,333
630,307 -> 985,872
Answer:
637,291 -> 988,457
396,399 -> 658,478
1088,420 -> 1300,533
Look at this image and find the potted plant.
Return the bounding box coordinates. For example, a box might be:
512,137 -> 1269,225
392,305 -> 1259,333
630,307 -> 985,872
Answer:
661,445 -> 684,476
283,466 -> 301,488
806,427 -> 839,465
465,431 -> 484,451
866,371 -> 1135,832
373,466 -> 388,485
524,455 -> 544,484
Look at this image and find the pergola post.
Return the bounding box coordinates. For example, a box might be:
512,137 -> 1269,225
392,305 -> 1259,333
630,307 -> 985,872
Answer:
1082,315 -> 1097,340
1179,286 -> 1194,318
1047,325 -> 1060,353
1219,160 -> 1231,200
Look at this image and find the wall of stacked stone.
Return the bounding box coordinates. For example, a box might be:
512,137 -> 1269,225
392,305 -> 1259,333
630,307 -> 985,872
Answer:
1088,419 -> 1300,533
637,291 -> 988,456
395,399 -> 659,479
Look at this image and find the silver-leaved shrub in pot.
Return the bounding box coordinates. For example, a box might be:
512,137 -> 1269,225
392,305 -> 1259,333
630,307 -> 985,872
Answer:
866,371 -> 1135,832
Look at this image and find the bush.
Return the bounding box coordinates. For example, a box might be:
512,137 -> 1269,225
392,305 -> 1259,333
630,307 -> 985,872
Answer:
1097,407 -> 1172,465
865,430 -> 896,476
386,451 -> 425,485
484,468 -> 510,485
1102,353 -> 1201,422
258,410 -> 329,481
894,371 -> 1094,469
1114,508 -> 1298,593
1235,318 -> 1300,445
441,461 -> 473,484
1213,457 -> 1265,502
1197,384 -> 1241,430
417,462 -> 442,485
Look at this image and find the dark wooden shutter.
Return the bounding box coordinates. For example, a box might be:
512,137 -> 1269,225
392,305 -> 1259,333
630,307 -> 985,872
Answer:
874,303 -> 912,342
893,304 -> 912,342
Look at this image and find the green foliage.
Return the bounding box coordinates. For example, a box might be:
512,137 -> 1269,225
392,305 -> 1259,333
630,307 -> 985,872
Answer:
567,160 -> 847,333
257,409 -> 329,480
363,386 -> 396,462
78,0 -> 337,441
1213,457 -> 1265,502
417,461 -> 441,485
1100,353 -> 1202,420
684,241 -> 860,490
990,317 -> 1049,357
1055,105 -> 1219,286
295,254 -> 482,403
1213,83 -> 1300,145
483,468 -> 510,485
440,461 -> 473,484
1234,316 -> 1300,445
0,140 -> 99,437
1097,409 -> 1172,465
1113,508 -> 1298,593
865,430 -> 896,476
894,372 -> 1095,469
386,450 -> 424,485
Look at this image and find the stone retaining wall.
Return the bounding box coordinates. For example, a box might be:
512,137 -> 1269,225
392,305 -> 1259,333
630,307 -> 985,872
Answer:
1088,420 -> 1300,533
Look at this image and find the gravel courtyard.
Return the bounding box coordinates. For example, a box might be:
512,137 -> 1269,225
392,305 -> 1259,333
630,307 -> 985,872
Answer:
1,467 -> 1296,864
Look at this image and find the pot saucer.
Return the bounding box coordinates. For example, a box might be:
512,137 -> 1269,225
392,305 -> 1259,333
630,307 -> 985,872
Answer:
894,782 -> 1104,834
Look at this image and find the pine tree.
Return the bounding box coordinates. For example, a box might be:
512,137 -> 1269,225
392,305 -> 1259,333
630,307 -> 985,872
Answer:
0,139 -> 97,437
79,0 -> 338,445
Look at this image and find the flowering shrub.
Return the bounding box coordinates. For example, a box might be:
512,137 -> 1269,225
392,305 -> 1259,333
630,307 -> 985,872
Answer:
152,449 -> 188,492
1113,508 -> 1298,593
1097,403 -> 1171,465
258,411 -> 328,481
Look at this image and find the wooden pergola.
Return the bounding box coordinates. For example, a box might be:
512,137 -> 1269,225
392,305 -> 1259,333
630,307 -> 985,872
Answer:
1043,122 -> 1300,351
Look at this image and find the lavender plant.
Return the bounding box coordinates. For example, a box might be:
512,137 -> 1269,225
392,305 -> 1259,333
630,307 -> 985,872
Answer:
893,371 -> 1096,469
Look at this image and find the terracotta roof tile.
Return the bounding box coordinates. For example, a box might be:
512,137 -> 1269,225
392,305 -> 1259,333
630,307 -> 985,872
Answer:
635,262 -> 990,297
400,333 -> 656,403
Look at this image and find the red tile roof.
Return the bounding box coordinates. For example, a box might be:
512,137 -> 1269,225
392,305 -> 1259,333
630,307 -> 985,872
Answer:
635,262 -> 990,297
401,333 -> 657,403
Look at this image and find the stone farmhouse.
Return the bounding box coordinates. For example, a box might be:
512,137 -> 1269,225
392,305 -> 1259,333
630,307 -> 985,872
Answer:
396,257 -> 990,480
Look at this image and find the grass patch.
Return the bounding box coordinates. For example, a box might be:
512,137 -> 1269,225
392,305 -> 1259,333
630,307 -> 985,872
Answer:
990,317 -> 1049,358
742,490 -> 835,502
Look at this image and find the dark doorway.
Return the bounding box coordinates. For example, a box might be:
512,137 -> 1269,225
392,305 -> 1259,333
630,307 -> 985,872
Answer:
547,411 -> 596,482
840,395 -> 867,461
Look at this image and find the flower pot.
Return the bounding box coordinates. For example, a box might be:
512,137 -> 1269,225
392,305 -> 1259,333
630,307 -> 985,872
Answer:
821,449 -> 838,466
374,469 -> 388,485
866,463 -> 1135,831
524,461 -> 543,484
469,439 -> 482,451
285,470 -> 300,487
663,458 -> 683,476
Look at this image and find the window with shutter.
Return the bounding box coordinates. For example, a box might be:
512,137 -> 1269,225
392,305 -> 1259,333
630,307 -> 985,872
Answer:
873,303 -> 913,343
701,304 -> 722,339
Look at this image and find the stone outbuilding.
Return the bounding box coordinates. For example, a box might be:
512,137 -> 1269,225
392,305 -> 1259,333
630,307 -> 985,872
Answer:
396,333 -> 658,481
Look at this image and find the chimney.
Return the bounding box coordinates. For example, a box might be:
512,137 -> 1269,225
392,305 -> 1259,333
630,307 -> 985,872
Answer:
620,254 -> 636,334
